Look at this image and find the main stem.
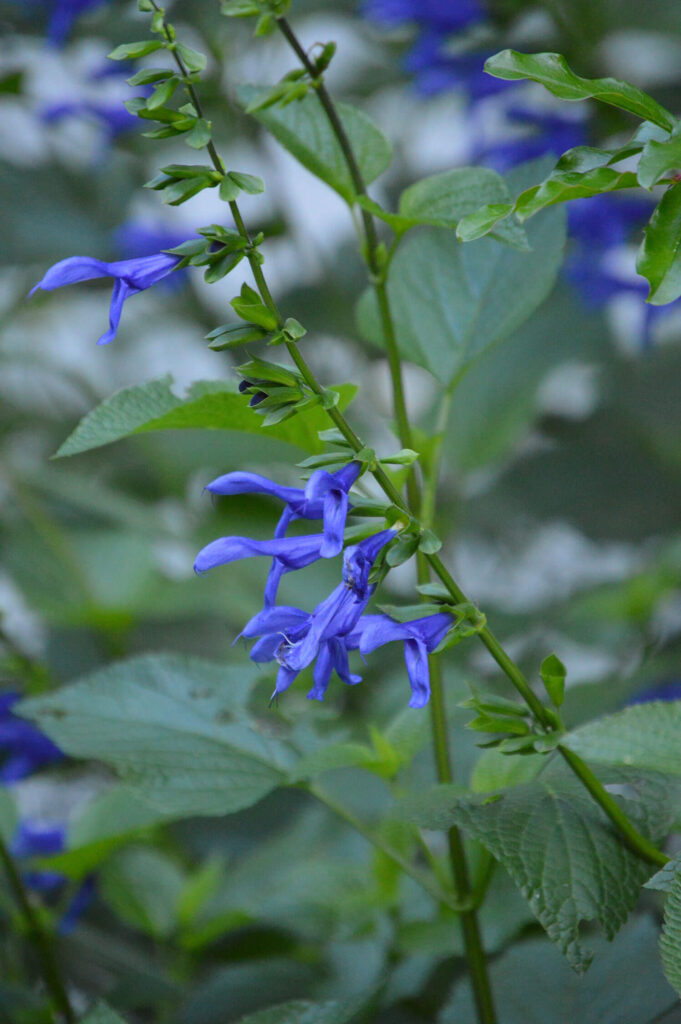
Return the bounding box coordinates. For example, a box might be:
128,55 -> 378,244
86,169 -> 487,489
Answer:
157,4 -> 667,871
0,834 -> 75,1023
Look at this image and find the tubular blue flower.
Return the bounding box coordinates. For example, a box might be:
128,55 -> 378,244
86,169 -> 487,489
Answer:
354,611 -> 454,708
239,530 -> 394,702
29,251 -> 184,345
40,100 -> 139,140
46,0 -> 109,45
0,692 -> 63,783
11,819 -> 96,930
363,0 -> 485,33
200,462 -> 361,605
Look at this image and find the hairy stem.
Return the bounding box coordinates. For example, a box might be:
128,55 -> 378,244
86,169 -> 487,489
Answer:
0,834 -> 75,1023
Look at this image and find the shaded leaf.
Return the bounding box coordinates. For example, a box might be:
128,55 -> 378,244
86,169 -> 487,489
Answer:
564,700 -> 681,775
661,869 -> 681,998
55,376 -> 356,457
636,183 -> 681,304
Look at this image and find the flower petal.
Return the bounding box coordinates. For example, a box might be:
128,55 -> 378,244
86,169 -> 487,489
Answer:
205,471 -> 303,507
307,642 -> 334,702
194,534 -> 325,574
330,638 -> 362,686
404,638 -> 431,708
320,488 -> 348,557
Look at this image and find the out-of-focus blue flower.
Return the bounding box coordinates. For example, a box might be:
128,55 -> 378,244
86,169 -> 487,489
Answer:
0,692 -> 63,783
567,194 -> 652,252
46,0 -> 109,45
113,222 -> 191,260
406,37 -> 506,99
354,611 -> 453,708
40,100 -> 138,140
480,107 -> 587,171
628,679 -> 681,704
363,0 -> 486,34
240,530 -> 394,701
197,463 -> 361,604
11,820 -> 96,929
29,251 -> 183,345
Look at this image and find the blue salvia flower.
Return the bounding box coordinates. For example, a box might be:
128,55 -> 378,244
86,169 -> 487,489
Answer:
11,820 -> 96,931
479,107 -> 587,171
29,251 -> 184,345
239,530 -> 394,702
46,0 -> 109,45
354,611 -> 453,708
41,100 -> 139,141
363,0 -> 485,34
0,692 -> 63,783
627,679 -> 681,705
196,462 -> 362,605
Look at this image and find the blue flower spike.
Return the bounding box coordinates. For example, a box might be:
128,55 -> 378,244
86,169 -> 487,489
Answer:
29,251 -> 183,345
355,611 -> 454,708
238,529 -> 395,703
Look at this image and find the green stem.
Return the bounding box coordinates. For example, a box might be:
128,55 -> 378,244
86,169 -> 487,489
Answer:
0,834 -> 75,1023
307,784 -> 472,913
420,390 -> 453,529
148,3 -> 668,873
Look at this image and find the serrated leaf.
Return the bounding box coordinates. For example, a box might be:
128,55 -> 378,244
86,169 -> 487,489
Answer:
564,700 -> 681,774
358,160 -> 565,387
54,376 -> 357,457
637,183 -> 681,304
485,50 -> 676,132
234,1001 -> 362,1024
17,654 -> 288,818
661,870 -> 681,997
443,917 -> 677,1024
237,85 -> 391,203
399,765 -> 674,971
645,853 -> 681,893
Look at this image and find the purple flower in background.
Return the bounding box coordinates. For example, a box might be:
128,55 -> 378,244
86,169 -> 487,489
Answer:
354,611 -> 453,707
197,462 -> 361,604
0,692 -> 63,783
29,251 -> 183,345
363,0 -> 486,34
41,100 -> 138,141
11,820 -> 96,931
46,0 -> 109,45
480,107 -> 587,171
628,679 -> 681,705
567,193 -> 652,252
240,530 -> 394,701
406,37 -> 506,99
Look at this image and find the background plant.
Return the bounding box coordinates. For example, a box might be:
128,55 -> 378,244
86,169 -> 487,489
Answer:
3,1 -> 681,1023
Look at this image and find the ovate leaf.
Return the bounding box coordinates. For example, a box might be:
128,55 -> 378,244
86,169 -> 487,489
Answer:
638,126 -> 681,189
400,765 -> 673,971
636,184 -> 681,304
357,160 -> 565,387
237,86 -> 391,203
18,654 -> 289,818
485,50 -> 676,132
55,376 -> 356,457
82,1004 -> 129,1024
564,700 -> 681,775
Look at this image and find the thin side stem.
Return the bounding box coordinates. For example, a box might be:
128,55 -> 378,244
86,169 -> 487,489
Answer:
307,784 -> 472,913
0,834 -> 75,1023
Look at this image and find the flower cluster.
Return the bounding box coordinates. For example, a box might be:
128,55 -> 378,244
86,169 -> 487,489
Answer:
195,464 -> 455,707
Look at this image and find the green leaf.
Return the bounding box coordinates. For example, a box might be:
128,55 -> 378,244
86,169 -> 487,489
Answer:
17,654 -> 289,818
637,183 -> 681,304
540,653 -> 567,707
233,1001 -> 361,1024
146,76 -> 178,110
237,85 -> 392,203
471,748 -> 544,792
289,742 -> 376,782
400,765 -> 673,971
100,846 -> 185,939
485,50 -> 676,132
638,126 -> 681,189
81,1003 -> 129,1024
228,170 -> 265,194
397,167 -> 529,249
54,376 -> 357,457
175,42 -> 207,73
0,787 -> 17,844
219,174 -> 241,201
645,853 -> 681,893
563,700 -> 681,775
357,160 -> 566,387
444,917 -> 678,1024
457,166 -> 638,241
108,40 -> 164,61
185,118 -> 212,149
661,870 -> 681,998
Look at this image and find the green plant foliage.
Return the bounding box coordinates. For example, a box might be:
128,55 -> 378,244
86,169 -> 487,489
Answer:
18,655 -> 289,817
564,701 -> 681,775
55,376 -> 357,457
485,50 -> 676,130
232,1000 -> 363,1024
237,86 -> 392,202
0,788 -> 17,844
638,126 -> 681,189
660,869 -> 681,998
637,183 -> 681,303
100,846 -> 186,939
81,1004 -> 129,1024
400,766 -> 673,971
356,160 -> 566,387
